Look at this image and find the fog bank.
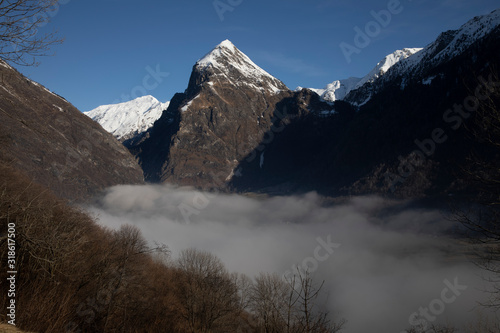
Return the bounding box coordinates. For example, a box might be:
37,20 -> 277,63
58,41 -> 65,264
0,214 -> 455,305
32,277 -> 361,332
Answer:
87,185 -> 495,332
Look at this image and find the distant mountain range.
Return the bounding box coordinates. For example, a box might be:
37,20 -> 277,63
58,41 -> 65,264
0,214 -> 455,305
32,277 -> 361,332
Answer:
86,46 -> 423,138
2,9 -> 499,201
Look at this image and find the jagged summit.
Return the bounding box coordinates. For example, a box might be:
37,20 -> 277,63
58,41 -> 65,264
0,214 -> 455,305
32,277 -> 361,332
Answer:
194,39 -> 288,94
196,39 -> 238,68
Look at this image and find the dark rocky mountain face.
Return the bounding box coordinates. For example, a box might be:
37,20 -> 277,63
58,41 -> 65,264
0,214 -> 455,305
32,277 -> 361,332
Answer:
342,26 -> 500,198
229,90 -> 355,194
232,25 -> 500,198
0,60 -> 144,201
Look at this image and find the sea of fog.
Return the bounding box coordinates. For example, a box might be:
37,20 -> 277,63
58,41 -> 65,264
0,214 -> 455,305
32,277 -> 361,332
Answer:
86,185 -> 498,332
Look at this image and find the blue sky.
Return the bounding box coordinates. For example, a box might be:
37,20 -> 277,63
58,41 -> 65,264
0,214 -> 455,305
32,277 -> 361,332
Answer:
13,0 -> 500,111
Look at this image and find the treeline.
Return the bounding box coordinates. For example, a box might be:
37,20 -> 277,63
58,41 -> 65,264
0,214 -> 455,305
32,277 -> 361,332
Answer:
0,161 -> 345,332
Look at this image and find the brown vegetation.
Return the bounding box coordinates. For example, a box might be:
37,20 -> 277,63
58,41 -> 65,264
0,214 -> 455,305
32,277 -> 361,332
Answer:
0,162 -> 344,332
0,56 -> 144,202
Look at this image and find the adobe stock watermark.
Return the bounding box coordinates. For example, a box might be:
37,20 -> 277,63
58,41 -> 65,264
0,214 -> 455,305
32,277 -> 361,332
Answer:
6,221 -> 17,326
384,74 -> 500,192
235,106 -> 296,171
213,0 -> 243,22
339,0 -> 411,64
176,106 -> 296,225
52,64 -> 169,180
51,125 -> 104,182
282,235 -> 341,281
401,277 -> 467,333
64,269 -> 128,332
111,64 -> 170,104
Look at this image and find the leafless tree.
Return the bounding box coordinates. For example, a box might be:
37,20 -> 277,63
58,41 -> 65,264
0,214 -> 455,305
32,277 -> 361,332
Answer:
238,273 -> 254,310
286,270 -> 345,333
250,272 -> 292,332
175,248 -> 242,332
0,0 -> 64,66
250,271 -> 345,333
453,71 -> 500,307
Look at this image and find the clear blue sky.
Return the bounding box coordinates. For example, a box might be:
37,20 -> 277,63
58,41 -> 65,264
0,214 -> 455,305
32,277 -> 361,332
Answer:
13,0 -> 500,111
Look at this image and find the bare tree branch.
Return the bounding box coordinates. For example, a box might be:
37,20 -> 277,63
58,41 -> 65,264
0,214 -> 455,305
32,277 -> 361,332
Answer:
0,0 -> 64,66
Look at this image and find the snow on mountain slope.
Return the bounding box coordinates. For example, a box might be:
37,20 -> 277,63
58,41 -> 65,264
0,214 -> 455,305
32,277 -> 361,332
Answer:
312,48 -> 422,103
84,95 -> 169,140
341,8 -> 500,105
312,9 -> 500,105
383,9 -> 500,85
196,39 -> 288,94
355,48 -> 423,88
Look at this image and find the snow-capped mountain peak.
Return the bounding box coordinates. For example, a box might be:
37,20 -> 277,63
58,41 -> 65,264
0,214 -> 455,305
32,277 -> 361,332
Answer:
312,48 -> 421,103
195,39 -> 288,94
196,39 -> 238,68
84,95 -> 169,141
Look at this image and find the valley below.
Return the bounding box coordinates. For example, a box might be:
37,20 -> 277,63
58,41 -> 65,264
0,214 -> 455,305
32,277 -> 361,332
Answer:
87,185 -> 498,332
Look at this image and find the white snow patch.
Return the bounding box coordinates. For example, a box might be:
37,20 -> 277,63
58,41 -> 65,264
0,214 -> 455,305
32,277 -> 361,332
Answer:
0,60 -> 12,69
355,94 -> 372,107
27,78 -> 61,99
422,76 -> 436,85
0,85 -> 14,96
180,95 -> 200,113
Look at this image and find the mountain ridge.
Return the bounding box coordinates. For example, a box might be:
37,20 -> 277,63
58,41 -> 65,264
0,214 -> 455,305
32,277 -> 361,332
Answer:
88,8 -> 500,198
345,8 -> 500,104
